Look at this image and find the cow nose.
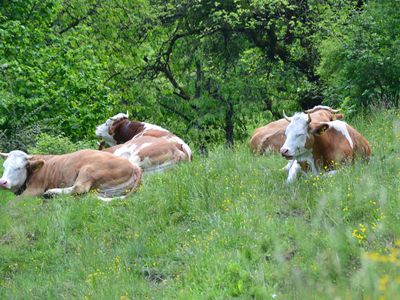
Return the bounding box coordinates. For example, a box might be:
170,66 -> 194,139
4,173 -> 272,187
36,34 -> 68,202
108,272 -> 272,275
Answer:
0,179 -> 7,187
280,148 -> 289,156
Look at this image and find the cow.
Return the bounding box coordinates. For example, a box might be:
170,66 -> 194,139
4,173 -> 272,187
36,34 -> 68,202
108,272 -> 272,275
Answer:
249,106 -> 344,154
95,113 -> 192,172
0,150 -> 142,201
279,112 -> 371,183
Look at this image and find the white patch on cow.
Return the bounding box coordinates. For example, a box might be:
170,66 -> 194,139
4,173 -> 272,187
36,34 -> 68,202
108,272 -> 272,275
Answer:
307,105 -> 333,112
324,120 -> 353,149
114,142 -> 152,167
95,123 -> 115,146
111,113 -> 129,121
95,113 -> 129,146
143,122 -> 168,132
129,154 -> 142,166
0,150 -> 30,192
44,186 -> 74,197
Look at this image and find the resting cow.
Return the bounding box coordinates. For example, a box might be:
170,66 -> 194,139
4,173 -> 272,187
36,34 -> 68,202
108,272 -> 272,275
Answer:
249,106 -> 343,154
0,150 -> 142,201
280,112 -> 371,183
95,113 -> 192,172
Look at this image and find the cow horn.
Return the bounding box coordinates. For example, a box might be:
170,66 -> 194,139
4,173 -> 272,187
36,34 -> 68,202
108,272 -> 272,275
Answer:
283,111 -> 291,122
304,108 -> 314,113
307,112 -> 312,124
0,152 -> 9,158
26,155 -> 33,159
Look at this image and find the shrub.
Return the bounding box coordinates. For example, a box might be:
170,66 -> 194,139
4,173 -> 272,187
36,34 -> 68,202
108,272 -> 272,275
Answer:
318,0 -> 400,108
28,133 -> 96,155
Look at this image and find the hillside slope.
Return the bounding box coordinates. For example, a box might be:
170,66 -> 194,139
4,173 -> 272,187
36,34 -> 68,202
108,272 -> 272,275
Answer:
0,110 -> 399,299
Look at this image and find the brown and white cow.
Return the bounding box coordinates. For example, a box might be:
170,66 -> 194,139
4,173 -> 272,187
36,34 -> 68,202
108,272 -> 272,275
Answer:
249,106 -> 344,154
95,113 -> 192,172
280,112 -> 371,183
0,150 -> 142,201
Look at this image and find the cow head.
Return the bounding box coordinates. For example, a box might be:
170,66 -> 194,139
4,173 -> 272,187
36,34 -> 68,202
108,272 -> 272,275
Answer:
305,106 -> 344,121
280,112 -> 329,160
0,151 -> 44,193
95,112 -> 129,146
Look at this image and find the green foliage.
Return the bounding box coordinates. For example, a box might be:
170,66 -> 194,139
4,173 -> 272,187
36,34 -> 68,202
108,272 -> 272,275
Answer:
0,0 -> 120,144
0,110 -> 399,298
318,0 -> 400,108
0,0 -> 398,150
28,133 -> 96,155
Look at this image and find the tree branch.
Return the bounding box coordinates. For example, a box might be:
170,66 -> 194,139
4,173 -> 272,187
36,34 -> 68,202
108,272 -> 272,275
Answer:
157,100 -> 192,123
58,0 -> 101,34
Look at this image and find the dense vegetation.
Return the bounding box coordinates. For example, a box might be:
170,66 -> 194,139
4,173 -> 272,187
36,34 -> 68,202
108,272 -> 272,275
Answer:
0,110 -> 399,298
1,0 -> 399,151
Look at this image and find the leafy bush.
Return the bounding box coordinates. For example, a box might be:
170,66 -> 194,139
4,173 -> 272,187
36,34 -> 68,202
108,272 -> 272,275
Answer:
318,0 -> 400,108
28,133 -> 96,155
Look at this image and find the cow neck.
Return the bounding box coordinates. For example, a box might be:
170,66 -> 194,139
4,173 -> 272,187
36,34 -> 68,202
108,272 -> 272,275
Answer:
128,121 -> 145,138
15,156 -> 49,195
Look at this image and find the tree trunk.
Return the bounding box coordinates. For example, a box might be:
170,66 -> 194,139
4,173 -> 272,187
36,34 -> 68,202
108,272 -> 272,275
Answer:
225,99 -> 234,147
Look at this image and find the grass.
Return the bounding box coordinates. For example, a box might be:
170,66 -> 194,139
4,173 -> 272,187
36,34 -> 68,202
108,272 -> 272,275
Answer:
0,109 -> 399,299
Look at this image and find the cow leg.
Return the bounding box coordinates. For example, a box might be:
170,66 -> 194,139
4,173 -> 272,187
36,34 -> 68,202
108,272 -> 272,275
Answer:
43,169 -> 94,198
43,186 -> 75,198
306,158 -> 319,176
287,160 -> 301,183
283,159 -> 295,171
43,182 -> 93,198
326,170 -> 337,176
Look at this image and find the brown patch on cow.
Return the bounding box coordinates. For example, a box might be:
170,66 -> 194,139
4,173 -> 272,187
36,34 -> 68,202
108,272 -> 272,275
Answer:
135,139 -> 187,165
308,123 -> 370,169
101,144 -> 124,154
249,119 -> 288,154
109,119 -> 145,144
304,133 -> 314,150
142,129 -> 169,138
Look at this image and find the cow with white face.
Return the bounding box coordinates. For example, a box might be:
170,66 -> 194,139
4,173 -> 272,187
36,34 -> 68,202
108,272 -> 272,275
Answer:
0,150 -> 33,193
249,106 -> 344,154
95,112 -> 131,147
280,112 -> 371,183
0,149 -> 142,201
96,113 -> 192,172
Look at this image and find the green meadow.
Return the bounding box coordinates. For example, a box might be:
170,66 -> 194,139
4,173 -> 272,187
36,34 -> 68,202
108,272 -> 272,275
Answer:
1,109 -> 399,299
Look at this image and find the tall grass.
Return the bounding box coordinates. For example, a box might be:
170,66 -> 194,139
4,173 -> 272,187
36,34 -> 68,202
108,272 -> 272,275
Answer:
0,110 -> 399,299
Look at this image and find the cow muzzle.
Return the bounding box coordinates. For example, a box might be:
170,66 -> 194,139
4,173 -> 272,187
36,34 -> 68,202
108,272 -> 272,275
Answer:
0,178 -> 8,189
280,148 -> 293,160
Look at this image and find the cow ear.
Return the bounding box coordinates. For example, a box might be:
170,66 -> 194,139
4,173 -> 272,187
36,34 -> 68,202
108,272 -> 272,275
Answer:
310,123 -> 329,136
28,160 -> 44,172
335,114 -> 344,120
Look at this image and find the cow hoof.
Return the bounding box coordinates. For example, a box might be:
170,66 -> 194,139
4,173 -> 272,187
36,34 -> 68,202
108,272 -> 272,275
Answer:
42,191 -> 56,199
